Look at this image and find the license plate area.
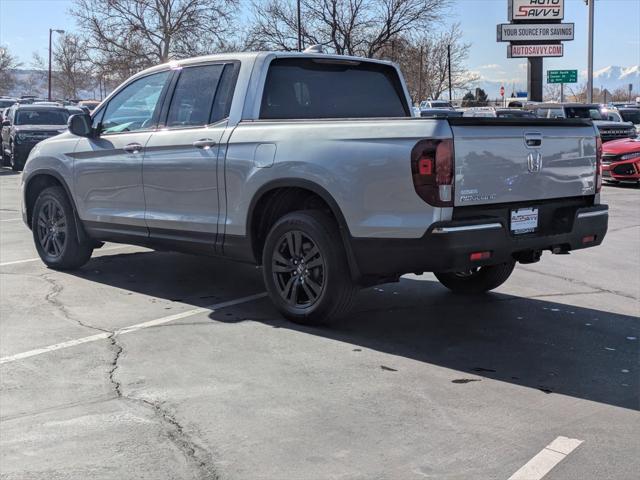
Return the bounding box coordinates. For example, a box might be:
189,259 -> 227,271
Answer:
510,207 -> 538,235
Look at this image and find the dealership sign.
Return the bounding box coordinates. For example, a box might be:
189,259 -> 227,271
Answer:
497,23 -> 574,42
509,0 -> 564,21
508,44 -> 564,58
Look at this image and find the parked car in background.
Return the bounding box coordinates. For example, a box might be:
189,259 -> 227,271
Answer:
420,100 -> 455,110
0,97 -> 17,109
526,103 -> 636,142
602,137 -> 640,185
419,108 -> 463,118
463,107 -> 535,118
65,105 -> 85,116
20,51 -> 607,325
617,107 -> 640,135
1,104 -> 69,171
78,100 -> 101,113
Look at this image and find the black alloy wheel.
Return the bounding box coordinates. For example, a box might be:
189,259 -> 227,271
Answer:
36,197 -> 68,258
272,230 -> 326,308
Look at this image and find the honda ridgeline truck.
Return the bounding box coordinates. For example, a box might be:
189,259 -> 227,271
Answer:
20,52 -> 609,325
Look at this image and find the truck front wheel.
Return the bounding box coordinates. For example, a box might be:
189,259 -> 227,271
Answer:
262,210 -> 357,326
434,261 -> 516,294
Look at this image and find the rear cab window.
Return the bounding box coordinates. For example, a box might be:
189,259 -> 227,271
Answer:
260,58 -> 409,119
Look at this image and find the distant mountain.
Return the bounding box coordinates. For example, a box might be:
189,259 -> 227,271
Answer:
592,66 -> 639,92
469,65 -> 639,100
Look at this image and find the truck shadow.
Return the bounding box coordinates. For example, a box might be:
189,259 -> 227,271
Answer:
76,249 -> 639,411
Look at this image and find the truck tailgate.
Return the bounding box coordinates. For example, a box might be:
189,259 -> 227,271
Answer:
449,118 -> 598,207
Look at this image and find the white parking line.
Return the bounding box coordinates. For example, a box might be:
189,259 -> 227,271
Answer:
508,436 -> 584,480
0,292 -> 267,364
0,245 -> 132,267
0,218 -> 22,222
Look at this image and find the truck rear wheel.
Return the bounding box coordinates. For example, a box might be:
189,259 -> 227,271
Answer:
434,261 -> 516,294
262,210 -> 357,326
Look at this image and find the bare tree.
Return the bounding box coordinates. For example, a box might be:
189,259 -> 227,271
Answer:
610,86 -> 638,102
72,0 -> 239,76
0,45 -> 21,95
52,34 -> 94,99
246,0 -> 452,57
378,25 -> 478,103
544,83 -> 561,102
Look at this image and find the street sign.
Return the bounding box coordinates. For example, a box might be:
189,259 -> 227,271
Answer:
500,86 -> 505,97
509,0 -> 564,22
508,44 -> 564,58
547,70 -> 578,84
497,23 -> 574,42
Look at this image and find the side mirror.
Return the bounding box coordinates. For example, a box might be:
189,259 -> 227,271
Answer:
68,114 -> 92,137
1,119 -> 10,127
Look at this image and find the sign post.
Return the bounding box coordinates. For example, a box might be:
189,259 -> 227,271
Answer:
547,70 -> 577,103
499,0 -> 571,102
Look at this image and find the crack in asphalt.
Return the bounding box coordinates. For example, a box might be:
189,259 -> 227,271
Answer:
107,334 -> 219,480
520,267 -> 638,301
40,273 -> 112,334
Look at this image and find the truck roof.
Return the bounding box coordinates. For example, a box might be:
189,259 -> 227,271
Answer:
132,51 -> 397,81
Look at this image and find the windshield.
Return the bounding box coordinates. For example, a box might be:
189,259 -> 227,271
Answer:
15,109 -> 69,125
0,99 -> 15,108
564,107 -> 604,120
620,110 -> 640,124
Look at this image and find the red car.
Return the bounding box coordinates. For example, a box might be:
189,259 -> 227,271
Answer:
602,137 -> 640,185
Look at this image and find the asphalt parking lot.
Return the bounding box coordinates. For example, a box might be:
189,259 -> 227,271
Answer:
0,168 -> 638,480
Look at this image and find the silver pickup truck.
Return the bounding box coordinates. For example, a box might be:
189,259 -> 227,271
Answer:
21,52 -> 608,325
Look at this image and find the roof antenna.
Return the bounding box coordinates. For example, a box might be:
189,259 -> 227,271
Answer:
303,45 -> 324,54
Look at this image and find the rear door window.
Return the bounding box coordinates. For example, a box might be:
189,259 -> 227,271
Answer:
260,58 -> 409,119
166,64 -> 223,128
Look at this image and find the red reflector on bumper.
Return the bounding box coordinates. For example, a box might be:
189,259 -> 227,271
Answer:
582,235 -> 596,244
470,251 -> 491,261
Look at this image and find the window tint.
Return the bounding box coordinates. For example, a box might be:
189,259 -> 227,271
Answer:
620,110 -> 640,124
260,58 -> 409,119
565,107 -> 603,120
101,71 -> 170,134
166,65 -> 223,127
15,109 -> 69,125
211,63 -> 239,122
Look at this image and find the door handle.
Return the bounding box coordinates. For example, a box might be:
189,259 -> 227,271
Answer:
524,132 -> 543,148
193,138 -> 216,150
123,142 -> 143,153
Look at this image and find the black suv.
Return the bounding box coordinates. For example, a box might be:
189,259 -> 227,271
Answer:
1,104 -> 69,171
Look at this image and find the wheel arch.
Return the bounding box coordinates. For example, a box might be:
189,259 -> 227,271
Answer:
24,169 -> 89,244
245,178 -> 361,279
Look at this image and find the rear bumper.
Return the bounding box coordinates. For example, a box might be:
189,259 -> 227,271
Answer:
350,204 -> 608,278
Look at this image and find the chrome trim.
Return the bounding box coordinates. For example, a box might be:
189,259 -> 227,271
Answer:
577,210 -> 608,219
432,223 -> 503,234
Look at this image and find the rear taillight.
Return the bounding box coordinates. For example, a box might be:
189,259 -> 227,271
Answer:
411,139 -> 454,207
596,136 -> 603,193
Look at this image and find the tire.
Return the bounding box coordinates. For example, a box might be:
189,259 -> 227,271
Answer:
262,210 -> 357,326
1,144 -> 9,167
9,143 -> 22,171
32,186 -> 93,270
434,261 -> 516,294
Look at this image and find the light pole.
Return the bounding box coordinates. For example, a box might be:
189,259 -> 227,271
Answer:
48,28 -> 65,101
586,0 -> 595,103
297,0 -> 302,51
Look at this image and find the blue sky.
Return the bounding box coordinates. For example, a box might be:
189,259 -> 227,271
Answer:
1,0 -> 638,88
